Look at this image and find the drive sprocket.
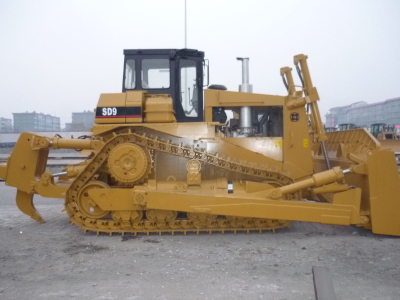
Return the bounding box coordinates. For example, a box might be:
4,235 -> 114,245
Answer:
108,143 -> 151,184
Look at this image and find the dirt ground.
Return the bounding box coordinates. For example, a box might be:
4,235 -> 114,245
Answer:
0,182 -> 399,300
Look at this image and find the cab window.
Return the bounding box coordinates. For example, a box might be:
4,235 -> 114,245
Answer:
141,59 -> 170,89
124,59 -> 136,89
180,59 -> 198,117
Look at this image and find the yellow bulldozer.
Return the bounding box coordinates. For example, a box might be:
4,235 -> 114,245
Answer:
370,123 -> 399,141
1,49 -> 400,236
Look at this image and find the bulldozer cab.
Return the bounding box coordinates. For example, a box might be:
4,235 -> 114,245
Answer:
338,123 -> 358,131
371,123 -> 385,138
122,49 -> 206,123
324,127 -> 337,133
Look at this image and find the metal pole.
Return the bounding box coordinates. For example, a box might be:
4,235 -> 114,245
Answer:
184,0 -> 187,48
184,0 -> 188,110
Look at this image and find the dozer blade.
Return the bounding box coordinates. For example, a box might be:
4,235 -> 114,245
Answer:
368,149 -> 400,236
16,189 -> 44,223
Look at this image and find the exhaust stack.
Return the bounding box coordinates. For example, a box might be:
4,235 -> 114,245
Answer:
237,57 -> 253,136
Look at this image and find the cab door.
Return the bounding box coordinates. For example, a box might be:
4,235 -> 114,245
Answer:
177,57 -> 204,122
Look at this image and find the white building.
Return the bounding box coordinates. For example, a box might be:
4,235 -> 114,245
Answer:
0,117 -> 12,133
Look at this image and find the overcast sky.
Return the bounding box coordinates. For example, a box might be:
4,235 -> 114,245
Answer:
1,0 -> 400,127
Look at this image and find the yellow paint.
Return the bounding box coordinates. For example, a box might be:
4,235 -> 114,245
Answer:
303,139 -> 308,147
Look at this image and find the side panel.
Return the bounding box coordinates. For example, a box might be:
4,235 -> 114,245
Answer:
204,89 -> 285,122
283,104 -> 313,179
95,93 -> 127,124
222,137 -> 283,162
126,91 -> 145,123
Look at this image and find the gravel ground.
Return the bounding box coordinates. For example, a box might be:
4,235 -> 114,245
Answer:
0,182 -> 399,300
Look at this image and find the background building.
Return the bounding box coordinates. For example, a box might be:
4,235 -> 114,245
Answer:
13,112 -> 60,133
325,97 -> 400,128
65,110 -> 95,131
0,117 -> 13,133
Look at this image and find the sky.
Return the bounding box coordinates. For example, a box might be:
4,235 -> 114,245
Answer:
1,0 -> 400,127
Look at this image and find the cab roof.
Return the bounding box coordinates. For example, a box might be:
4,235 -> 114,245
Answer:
123,48 -> 204,58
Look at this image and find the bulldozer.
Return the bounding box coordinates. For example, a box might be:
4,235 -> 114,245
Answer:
1,49 -> 400,236
370,123 -> 399,140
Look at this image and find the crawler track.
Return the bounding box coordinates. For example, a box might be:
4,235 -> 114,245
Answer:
65,130 -> 296,235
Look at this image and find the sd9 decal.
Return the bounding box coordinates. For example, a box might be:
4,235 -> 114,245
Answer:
102,107 -> 118,116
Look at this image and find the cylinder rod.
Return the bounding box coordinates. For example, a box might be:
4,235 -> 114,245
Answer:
52,172 -> 67,177
51,137 -> 103,150
268,167 -> 344,198
321,141 -> 331,170
237,57 -> 253,135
